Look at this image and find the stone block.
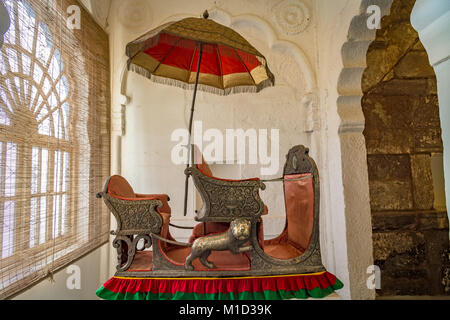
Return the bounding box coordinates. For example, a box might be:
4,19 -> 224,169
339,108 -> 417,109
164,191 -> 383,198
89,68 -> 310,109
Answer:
372,212 -> 449,295
412,40 -> 426,51
367,154 -> 411,181
427,78 -> 438,95
379,0 -> 416,27
364,126 -> 414,154
372,211 -> 417,231
410,154 -> 434,210
372,210 -> 449,232
362,45 -> 403,92
378,274 -> 430,296
414,127 -> 443,153
378,21 -> 418,50
363,95 -> 414,130
369,180 -> 413,211
395,51 -> 435,78
373,231 -> 425,262
423,230 -> 450,294
412,95 -> 441,128
369,78 -> 431,96
373,231 -> 429,295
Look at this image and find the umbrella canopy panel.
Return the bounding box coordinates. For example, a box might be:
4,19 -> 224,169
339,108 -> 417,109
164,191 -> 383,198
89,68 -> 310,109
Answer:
126,17 -> 274,95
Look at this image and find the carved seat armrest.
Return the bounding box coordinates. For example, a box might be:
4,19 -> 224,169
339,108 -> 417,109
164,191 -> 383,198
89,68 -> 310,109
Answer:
134,194 -> 171,214
100,193 -> 165,236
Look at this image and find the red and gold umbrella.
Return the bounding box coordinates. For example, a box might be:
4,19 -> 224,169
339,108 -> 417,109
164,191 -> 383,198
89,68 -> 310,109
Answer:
126,11 -> 274,96
125,11 -> 275,215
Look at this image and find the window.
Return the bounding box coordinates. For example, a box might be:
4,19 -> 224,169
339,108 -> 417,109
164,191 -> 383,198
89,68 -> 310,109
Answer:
0,0 -> 110,298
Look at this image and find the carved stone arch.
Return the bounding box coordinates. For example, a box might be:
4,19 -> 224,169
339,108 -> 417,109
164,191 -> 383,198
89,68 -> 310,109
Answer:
336,0 -> 394,299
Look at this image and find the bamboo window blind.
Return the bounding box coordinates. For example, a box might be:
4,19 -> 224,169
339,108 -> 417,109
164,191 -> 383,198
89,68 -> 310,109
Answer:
0,0 -> 110,298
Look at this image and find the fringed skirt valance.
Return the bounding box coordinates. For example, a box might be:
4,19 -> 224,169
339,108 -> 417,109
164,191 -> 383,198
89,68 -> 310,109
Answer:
96,271 -> 343,300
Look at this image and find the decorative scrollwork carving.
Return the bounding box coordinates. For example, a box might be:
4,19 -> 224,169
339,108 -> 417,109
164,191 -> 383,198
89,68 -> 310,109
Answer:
272,0 -> 311,35
117,0 -> 152,31
112,234 -> 152,272
186,166 -> 266,222
101,193 -> 163,235
113,235 -> 133,271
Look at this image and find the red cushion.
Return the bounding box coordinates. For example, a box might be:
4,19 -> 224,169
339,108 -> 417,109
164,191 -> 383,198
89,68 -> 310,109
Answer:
263,243 -> 304,260
107,175 -> 135,198
106,175 -> 171,215
284,173 -> 314,252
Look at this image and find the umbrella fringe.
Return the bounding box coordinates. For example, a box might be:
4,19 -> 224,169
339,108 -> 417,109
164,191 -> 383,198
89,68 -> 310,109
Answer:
129,64 -> 152,80
129,63 -> 275,96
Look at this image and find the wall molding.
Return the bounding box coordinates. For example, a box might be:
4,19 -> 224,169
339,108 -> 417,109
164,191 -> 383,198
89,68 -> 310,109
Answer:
272,0 -> 311,35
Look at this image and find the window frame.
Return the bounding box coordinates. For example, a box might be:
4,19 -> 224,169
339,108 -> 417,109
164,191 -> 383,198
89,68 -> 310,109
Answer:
0,0 -> 75,256
0,0 -> 110,297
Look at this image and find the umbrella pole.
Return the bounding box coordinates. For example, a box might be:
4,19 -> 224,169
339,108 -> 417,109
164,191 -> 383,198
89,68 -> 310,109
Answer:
183,43 -> 203,217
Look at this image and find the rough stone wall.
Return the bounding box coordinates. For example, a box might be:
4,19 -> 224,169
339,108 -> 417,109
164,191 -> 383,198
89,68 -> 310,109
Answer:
362,0 -> 450,296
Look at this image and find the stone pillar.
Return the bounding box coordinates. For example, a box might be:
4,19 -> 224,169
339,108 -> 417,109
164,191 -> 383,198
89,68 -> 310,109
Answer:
336,0 -> 395,299
411,0 -> 450,237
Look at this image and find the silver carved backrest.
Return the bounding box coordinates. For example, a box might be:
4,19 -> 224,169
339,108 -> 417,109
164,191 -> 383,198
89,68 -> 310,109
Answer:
186,145 -> 266,223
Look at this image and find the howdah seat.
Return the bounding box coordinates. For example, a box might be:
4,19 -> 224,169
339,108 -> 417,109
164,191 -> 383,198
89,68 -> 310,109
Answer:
96,145 -> 344,301
98,145 -> 325,276
97,175 -> 173,271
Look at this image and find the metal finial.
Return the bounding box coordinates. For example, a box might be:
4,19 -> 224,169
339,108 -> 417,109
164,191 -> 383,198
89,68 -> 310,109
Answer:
203,10 -> 209,19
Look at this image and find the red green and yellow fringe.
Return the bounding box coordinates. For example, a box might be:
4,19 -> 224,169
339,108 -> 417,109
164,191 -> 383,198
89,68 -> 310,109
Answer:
96,271 -> 343,300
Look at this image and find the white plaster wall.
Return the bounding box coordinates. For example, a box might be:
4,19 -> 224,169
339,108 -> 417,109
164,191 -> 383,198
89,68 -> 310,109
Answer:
107,0 -> 370,299
13,243 -> 109,300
